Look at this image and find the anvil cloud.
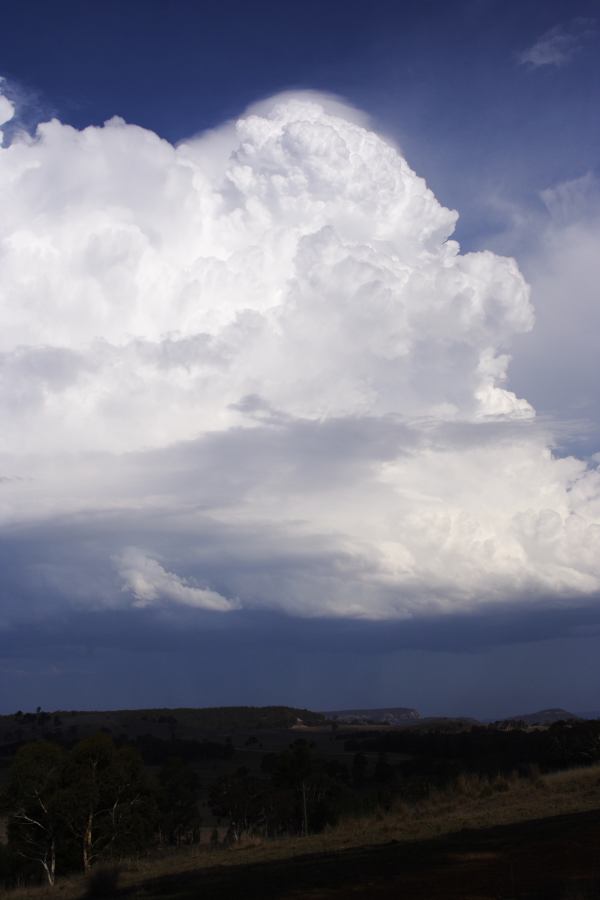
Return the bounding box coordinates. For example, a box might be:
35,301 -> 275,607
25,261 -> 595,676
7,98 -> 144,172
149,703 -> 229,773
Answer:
1,85 -> 600,622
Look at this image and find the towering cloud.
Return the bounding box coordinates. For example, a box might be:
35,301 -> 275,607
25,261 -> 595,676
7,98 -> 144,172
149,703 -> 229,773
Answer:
1,84 -> 599,620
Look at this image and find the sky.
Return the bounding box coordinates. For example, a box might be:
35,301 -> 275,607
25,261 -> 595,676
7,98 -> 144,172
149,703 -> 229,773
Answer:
0,0 -> 599,719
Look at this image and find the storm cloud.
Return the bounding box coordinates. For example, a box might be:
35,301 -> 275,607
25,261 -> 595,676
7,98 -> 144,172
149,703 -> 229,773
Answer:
1,82 -> 600,625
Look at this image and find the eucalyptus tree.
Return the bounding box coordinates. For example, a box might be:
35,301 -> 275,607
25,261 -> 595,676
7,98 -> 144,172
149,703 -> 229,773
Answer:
1,741 -> 65,886
59,733 -> 156,872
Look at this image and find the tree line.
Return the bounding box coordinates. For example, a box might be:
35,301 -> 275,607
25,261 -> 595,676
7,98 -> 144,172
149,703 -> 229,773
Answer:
4,719 -> 600,889
344,718 -> 600,783
0,734 -> 349,889
0,734 -> 199,887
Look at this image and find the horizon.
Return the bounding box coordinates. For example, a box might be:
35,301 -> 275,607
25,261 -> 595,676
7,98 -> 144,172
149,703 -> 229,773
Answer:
1,699 -> 598,725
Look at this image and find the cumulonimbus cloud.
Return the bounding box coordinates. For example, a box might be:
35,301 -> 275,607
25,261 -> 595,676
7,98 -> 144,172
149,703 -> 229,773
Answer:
0,80 -> 599,619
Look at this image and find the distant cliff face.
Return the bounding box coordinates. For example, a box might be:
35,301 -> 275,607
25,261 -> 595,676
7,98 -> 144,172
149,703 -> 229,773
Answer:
324,707 -> 420,725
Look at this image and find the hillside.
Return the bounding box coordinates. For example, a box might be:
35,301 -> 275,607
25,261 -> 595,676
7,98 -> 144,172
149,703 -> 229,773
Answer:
501,707 -> 581,726
0,705 -> 325,748
323,707 -> 420,725
6,764 -> 600,899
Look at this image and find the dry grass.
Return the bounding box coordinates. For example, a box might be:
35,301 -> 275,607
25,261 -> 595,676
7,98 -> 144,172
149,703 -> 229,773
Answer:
5,764 -> 600,899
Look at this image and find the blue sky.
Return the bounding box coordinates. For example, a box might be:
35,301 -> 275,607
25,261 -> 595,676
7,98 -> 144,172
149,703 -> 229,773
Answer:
4,0 -> 598,240
0,0 -> 599,717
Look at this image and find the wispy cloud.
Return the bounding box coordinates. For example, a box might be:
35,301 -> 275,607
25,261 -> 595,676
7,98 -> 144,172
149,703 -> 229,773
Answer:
518,18 -> 596,69
540,171 -> 600,224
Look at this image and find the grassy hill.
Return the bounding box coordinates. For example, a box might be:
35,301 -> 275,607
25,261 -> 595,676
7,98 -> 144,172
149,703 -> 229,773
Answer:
3,706 -> 600,898
5,763 -> 600,899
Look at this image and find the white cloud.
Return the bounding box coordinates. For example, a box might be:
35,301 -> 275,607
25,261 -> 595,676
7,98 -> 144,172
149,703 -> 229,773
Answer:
0,95 -> 14,127
115,547 -> 237,611
506,172 -> 600,452
0,96 -> 532,454
518,19 -> 596,68
1,87 -> 599,620
0,78 -> 15,142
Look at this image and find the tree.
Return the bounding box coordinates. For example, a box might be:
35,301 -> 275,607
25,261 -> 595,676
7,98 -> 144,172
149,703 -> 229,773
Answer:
59,734 -> 156,872
158,758 -> 201,845
269,740 -> 314,835
262,740 -> 345,836
1,734 -> 159,883
209,767 -> 267,841
1,742 -> 65,886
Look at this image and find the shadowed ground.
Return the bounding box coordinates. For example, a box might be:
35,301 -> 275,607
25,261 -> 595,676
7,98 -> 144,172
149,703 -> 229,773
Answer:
94,808 -> 600,900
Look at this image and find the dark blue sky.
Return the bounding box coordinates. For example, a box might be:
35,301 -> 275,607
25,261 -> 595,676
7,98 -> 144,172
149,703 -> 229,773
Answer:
4,0 -> 599,244
1,0 -> 599,718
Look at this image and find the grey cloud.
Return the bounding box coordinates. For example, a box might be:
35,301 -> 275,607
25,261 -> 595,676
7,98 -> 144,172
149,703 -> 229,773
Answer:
3,602 -> 600,718
2,404 -> 600,624
0,346 -> 90,407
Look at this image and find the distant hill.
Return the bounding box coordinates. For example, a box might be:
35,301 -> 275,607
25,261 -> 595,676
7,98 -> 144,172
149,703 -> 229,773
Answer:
0,705 -> 325,747
323,707 -> 420,725
405,716 -> 480,733
502,708 -> 581,726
